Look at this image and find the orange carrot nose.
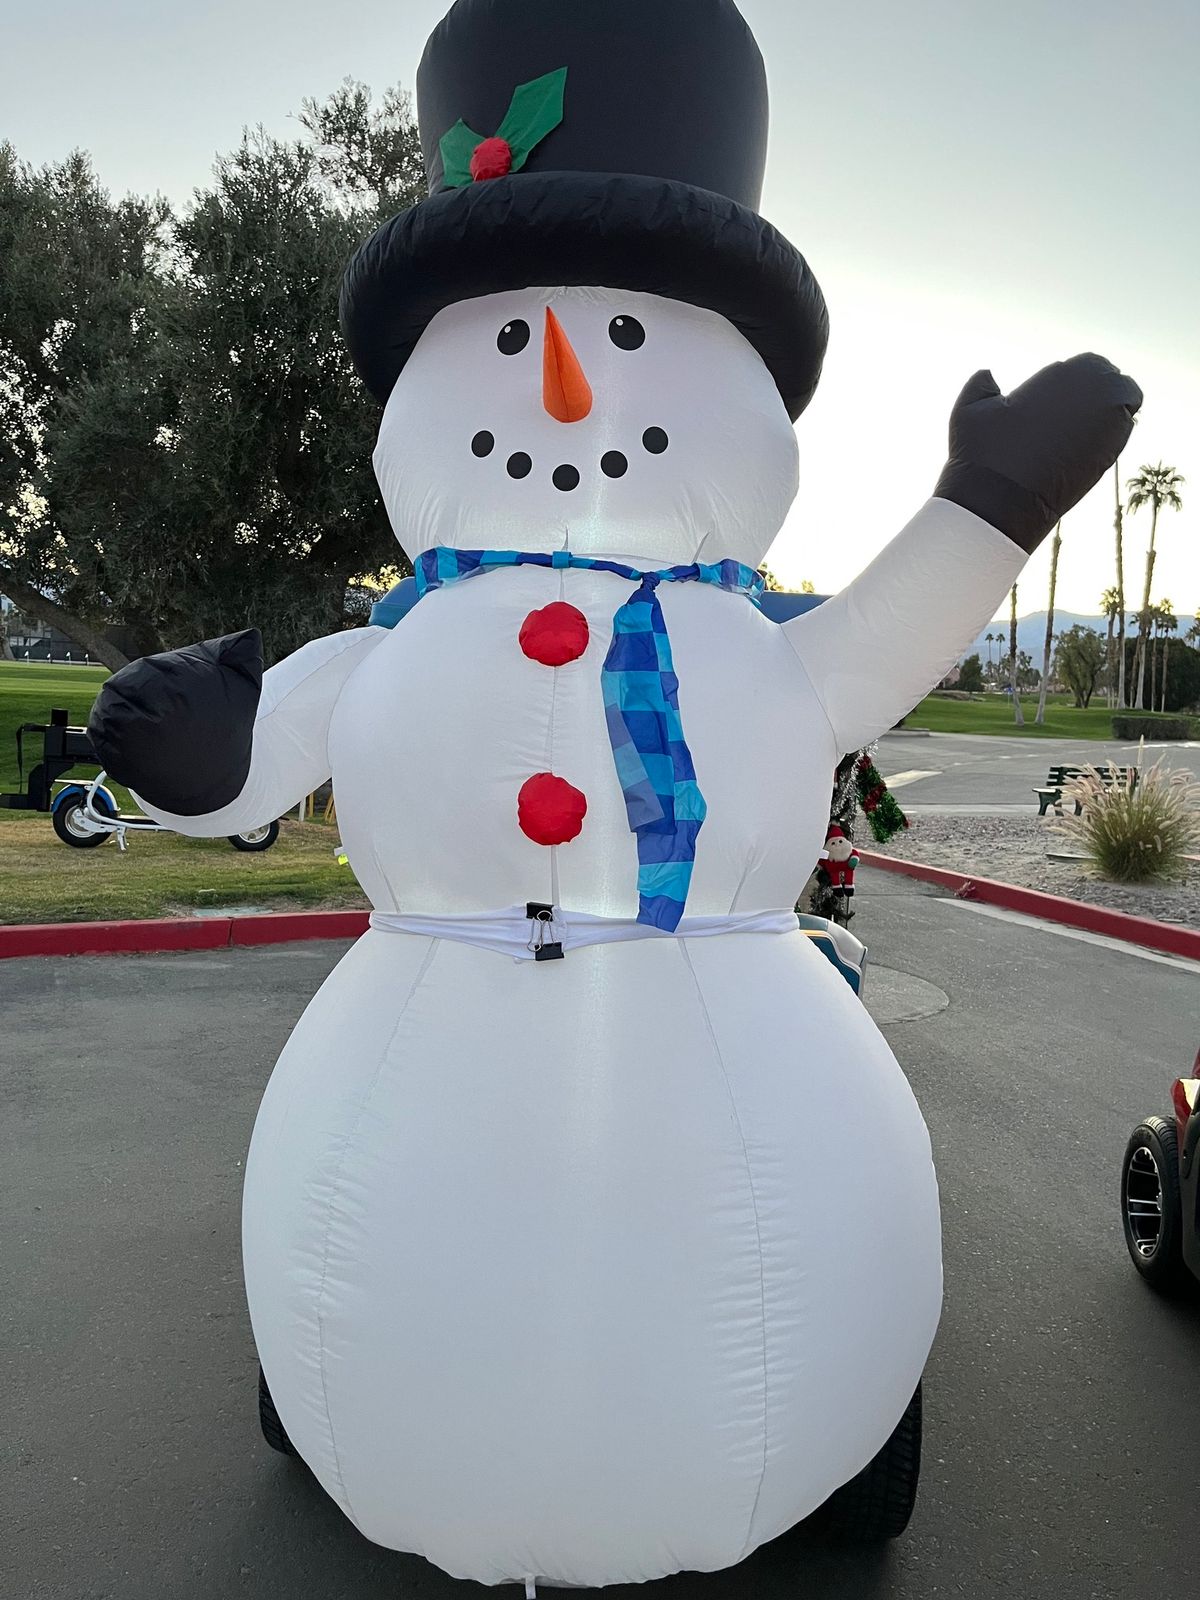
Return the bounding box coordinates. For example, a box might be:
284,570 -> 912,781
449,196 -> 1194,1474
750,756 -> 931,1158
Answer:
543,307 -> 593,423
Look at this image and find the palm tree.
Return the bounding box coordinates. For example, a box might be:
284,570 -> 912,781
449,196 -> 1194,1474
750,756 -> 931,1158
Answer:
1036,521 -> 1062,723
1158,601 -> 1177,712
1099,586 -> 1121,704
1147,602 -> 1163,711
1113,459 -> 1127,708
1127,463 -> 1185,707
1008,583 -> 1024,725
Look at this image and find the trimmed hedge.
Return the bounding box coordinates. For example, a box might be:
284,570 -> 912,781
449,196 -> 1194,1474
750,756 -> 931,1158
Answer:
1111,715 -> 1195,741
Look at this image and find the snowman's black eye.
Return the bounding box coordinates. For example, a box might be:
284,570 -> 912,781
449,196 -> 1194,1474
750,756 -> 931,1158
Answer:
608,315 -> 645,351
497,320 -> 530,355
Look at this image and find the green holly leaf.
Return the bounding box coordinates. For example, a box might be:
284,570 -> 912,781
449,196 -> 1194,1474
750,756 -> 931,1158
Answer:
496,66 -> 567,172
439,117 -> 487,188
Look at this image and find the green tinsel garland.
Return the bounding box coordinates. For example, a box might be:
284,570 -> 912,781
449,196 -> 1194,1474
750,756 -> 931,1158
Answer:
855,754 -> 909,844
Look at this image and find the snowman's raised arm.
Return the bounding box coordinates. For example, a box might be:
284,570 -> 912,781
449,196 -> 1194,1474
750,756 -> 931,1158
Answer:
782,354 -> 1141,753
781,498 -> 1021,753
89,627 -> 387,837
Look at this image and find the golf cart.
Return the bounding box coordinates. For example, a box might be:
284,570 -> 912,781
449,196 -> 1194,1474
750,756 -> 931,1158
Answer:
0,709 -> 279,853
1120,1053 -> 1200,1292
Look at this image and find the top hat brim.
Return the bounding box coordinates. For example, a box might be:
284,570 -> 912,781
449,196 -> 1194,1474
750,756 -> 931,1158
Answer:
340,171 -> 828,422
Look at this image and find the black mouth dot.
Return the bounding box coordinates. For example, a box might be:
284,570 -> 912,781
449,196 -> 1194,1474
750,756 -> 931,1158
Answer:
552,463 -> 580,492
600,450 -> 628,478
506,451 -> 532,479
471,430 -> 494,458
642,427 -> 668,455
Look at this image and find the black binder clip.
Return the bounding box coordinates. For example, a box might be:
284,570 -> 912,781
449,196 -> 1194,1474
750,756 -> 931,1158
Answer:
526,902 -> 564,961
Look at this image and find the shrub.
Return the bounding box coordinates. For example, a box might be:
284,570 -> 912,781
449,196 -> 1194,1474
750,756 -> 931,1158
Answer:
1111,715 -> 1194,740
1056,759 -> 1200,883
957,653 -> 984,693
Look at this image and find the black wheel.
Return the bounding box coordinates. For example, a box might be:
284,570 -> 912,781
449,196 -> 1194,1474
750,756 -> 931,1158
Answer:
258,1364 -> 299,1457
52,788 -> 114,848
229,819 -> 280,852
819,1382 -> 922,1541
1121,1116 -> 1188,1292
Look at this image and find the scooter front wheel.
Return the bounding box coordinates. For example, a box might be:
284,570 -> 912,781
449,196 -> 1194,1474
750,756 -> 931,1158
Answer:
52,788 -> 115,848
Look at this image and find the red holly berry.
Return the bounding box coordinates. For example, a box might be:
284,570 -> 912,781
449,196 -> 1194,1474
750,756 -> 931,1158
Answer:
470,137 -> 513,182
519,602 -> 589,666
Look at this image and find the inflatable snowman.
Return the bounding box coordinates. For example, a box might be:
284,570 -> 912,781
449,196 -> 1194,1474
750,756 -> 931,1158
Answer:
90,0 -> 1139,1587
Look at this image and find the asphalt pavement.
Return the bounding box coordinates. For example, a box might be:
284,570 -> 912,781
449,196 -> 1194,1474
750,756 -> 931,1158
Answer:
877,728 -> 1200,809
5,876 -> 1200,1600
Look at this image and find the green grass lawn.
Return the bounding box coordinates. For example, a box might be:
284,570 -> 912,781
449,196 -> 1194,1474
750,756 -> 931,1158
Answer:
0,813 -> 368,925
907,693 -> 1198,741
0,660 -> 367,923
0,661 -> 108,792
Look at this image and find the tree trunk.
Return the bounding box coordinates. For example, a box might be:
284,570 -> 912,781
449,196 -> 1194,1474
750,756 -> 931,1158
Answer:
1009,583 -> 1024,725
0,570 -> 130,672
1149,625 -> 1158,711
1105,613 -> 1114,703
1035,523 -> 1061,724
1161,637 -> 1170,712
1114,461 -> 1126,708
1133,501 -> 1158,709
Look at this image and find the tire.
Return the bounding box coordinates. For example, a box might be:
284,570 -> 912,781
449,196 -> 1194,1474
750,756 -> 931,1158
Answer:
229,819 -> 280,853
819,1382 -> 922,1542
1121,1116 -> 1188,1292
258,1364 -> 299,1457
52,788 -> 114,848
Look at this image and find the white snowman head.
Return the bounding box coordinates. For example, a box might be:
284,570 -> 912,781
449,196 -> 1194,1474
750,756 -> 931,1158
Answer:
373,284 -> 799,571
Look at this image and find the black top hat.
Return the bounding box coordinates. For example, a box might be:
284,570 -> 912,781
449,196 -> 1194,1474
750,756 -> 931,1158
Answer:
340,0 -> 828,421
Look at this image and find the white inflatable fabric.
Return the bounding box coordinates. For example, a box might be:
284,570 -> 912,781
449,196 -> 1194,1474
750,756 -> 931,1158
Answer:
138,287 -> 1027,1586
372,288 -> 800,571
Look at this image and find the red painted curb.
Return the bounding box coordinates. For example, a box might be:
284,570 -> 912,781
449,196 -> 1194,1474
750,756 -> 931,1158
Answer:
859,850 -> 1200,962
0,909 -> 371,961
3,868 -> 1196,964
230,910 -> 371,947
0,917 -> 233,960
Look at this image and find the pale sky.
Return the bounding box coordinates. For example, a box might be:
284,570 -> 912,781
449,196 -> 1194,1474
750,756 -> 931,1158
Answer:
3,0 -> 1197,619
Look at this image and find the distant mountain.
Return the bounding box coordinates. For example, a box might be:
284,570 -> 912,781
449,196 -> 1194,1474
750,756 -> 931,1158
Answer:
966,612 -> 1197,663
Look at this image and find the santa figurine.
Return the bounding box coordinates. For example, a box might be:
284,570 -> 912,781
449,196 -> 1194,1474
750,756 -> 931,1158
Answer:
819,824 -> 860,919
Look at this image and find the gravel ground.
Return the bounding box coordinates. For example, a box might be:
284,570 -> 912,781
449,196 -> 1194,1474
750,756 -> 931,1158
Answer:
871,812 -> 1200,927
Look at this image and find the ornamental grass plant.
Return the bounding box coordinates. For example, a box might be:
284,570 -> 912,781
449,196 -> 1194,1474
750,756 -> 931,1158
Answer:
1056,754 -> 1200,883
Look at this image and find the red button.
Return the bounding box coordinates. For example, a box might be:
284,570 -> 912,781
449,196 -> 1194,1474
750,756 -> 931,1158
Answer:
518,773 -> 587,845
519,602 -> 589,666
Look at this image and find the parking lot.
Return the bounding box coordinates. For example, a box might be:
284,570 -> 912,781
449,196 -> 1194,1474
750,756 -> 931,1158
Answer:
6,871 -> 1199,1599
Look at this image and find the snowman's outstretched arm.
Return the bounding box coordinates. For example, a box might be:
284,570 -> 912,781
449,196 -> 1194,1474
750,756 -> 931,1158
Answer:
783,355 -> 1141,753
89,627 -> 387,836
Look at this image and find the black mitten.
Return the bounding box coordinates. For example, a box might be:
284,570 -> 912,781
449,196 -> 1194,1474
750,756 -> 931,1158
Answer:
88,629 -> 263,815
933,354 -> 1142,552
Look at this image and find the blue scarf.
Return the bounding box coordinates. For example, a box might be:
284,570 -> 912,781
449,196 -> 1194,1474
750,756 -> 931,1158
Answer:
414,548 -> 765,932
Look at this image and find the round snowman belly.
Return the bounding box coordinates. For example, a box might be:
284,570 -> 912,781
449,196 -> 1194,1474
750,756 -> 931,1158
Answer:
243,928 -> 941,1584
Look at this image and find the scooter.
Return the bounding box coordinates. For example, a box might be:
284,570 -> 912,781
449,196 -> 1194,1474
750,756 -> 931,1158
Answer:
1,711 -> 278,853
51,770 -> 279,853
